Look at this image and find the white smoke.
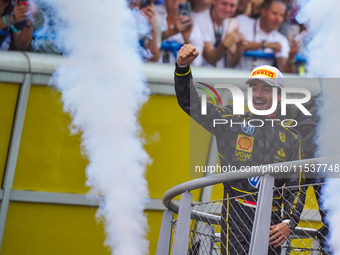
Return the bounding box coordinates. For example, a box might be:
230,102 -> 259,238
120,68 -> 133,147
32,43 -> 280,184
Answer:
298,0 -> 340,253
34,0 -> 151,254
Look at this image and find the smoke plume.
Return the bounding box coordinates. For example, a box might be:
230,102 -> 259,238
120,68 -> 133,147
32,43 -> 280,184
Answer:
34,0 -> 151,254
298,0 -> 340,253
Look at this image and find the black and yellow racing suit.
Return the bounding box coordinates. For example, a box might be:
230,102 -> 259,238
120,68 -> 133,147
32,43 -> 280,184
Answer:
174,64 -> 305,255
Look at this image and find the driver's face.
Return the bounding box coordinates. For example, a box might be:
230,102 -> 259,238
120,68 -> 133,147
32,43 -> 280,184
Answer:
249,80 -> 281,117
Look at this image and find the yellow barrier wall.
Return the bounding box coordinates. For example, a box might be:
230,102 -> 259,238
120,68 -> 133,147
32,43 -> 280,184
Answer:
2,83 -> 211,254
14,86 -> 88,193
0,83 -> 19,185
2,202 -> 109,254
3,202 -> 165,255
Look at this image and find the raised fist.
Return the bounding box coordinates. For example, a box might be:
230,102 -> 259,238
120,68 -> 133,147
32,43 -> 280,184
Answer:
177,44 -> 199,66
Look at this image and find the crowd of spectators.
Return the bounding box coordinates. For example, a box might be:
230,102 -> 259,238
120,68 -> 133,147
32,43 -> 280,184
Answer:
0,0 -> 306,74
137,0 -> 307,74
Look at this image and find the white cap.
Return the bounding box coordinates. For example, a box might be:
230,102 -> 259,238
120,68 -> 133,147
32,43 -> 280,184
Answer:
245,65 -> 285,89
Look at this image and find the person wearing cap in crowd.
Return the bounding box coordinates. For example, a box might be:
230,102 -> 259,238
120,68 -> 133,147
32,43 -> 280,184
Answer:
155,0 -> 204,66
174,43 -> 305,255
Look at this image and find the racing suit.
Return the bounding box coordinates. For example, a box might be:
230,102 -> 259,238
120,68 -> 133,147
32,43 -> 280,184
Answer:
174,64 -> 305,255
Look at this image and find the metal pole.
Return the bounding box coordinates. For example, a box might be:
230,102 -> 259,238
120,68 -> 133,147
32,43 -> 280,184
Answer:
171,192 -> 193,255
0,73 -> 31,251
249,174 -> 275,255
199,224 -> 214,255
311,238 -> 320,255
156,210 -> 174,255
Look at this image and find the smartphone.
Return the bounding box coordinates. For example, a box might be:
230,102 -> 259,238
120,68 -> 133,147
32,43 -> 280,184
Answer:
226,18 -> 239,33
140,0 -> 152,9
178,2 -> 192,17
286,25 -> 300,42
17,0 -> 28,5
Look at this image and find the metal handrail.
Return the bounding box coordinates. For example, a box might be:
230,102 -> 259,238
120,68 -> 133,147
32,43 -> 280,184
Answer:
159,44 -> 307,63
243,50 -> 307,63
160,41 -> 183,59
291,227 -> 318,239
243,50 -> 275,59
212,226 -> 318,241
162,157 -> 321,224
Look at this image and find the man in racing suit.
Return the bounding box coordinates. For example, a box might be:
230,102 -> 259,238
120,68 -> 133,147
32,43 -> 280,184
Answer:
174,44 -> 305,254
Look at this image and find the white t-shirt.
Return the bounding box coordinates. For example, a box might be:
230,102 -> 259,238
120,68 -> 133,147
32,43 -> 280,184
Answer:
193,9 -> 238,68
236,14 -> 290,71
156,5 -> 203,66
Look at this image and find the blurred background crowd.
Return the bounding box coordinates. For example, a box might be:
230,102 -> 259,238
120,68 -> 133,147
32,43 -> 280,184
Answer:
0,0 -> 307,74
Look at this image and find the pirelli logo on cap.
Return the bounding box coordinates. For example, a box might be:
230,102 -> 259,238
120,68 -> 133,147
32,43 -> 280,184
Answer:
251,69 -> 276,79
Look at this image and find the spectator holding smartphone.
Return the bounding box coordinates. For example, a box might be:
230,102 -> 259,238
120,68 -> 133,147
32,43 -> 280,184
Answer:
141,4 -> 161,62
140,0 -> 161,62
0,0 -> 38,50
155,0 -> 203,65
130,0 -> 161,62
